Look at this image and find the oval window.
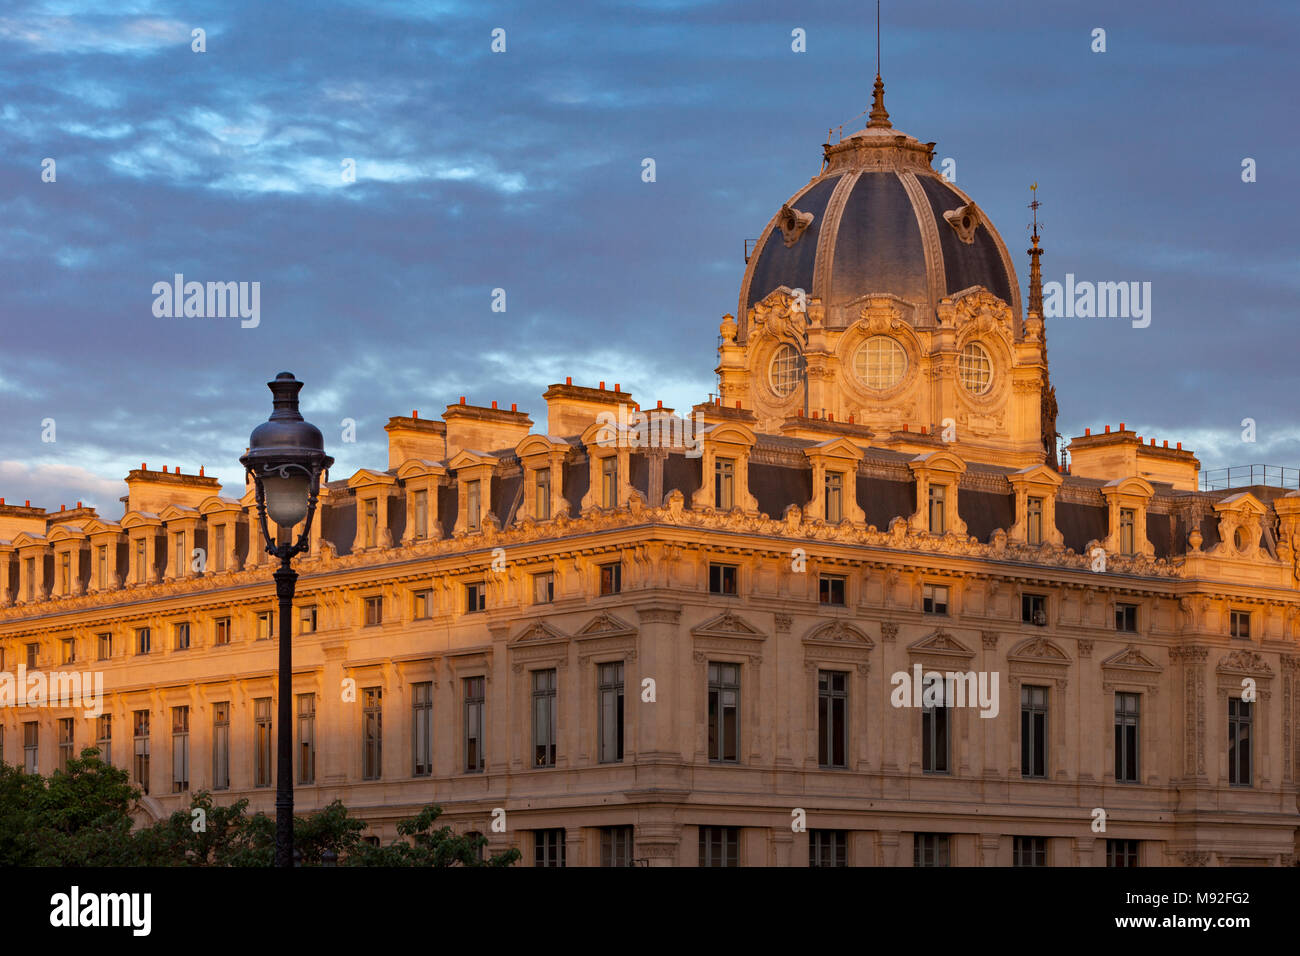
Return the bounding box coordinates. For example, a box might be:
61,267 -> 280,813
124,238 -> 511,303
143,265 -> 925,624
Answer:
958,342 -> 993,394
769,344 -> 802,398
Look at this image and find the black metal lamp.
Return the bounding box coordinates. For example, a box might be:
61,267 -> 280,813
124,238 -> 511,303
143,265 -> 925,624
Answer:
240,372 -> 333,868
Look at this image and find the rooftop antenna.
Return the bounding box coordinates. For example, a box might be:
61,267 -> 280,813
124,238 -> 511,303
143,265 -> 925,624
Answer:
867,1 -> 891,129
877,0 -> 881,77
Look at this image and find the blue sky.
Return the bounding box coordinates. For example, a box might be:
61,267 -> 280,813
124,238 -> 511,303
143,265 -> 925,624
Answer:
1,0 -> 1297,512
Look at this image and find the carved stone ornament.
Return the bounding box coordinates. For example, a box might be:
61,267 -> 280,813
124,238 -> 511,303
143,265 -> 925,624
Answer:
778,203 -> 814,247
943,203 -> 981,244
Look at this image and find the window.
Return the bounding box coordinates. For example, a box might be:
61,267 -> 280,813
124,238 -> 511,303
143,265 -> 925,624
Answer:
854,335 -> 907,390
362,687 -> 383,780
213,526 -> 226,572
715,457 -> 735,510
532,571 -> 555,605
97,632 -> 112,660
1114,692 -> 1140,783
465,831 -> 486,862
769,343 -> 802,397
465,582 -> 486,613
601,826 -> 634,867
363,498 -> 378,548
212,702 -> 230,791
61,637 -> 75,664
928,483 -> 946,534
464,677 -> 485,772
1026,496 -> 1044,545
214,617 -> 231,646
134,539 -> 146,584
708,563 -> 738,596
958,342 -> 992,394
1106,839 -> 1139,868
534,829 -> 566,868
922,697 -> 950,774
257,611 -> 274,640
58,717 -> 74,772
254,698 -> 272,788
1115,603 -> 1138,633
913,833 -> 950,867
173,533 -> 185,577
299,605 -> 317,634
699,826 -> 739,867
364,596 -> 383,627
96,544 -> 109,587
135,627 -> 151,655
171,706 -> 189,793
532,669 -> 557,768
598,662 -> 625,763
23,721 -> 38,775
25,642 -> 37,669
825,471 -> 843,523
601,457 -> 617,509
818,574 -> 845,606
535,467 -> 551,520
1228,697 -> 1252,787
599,562 -> 622,596
173,622 -> 190,651
1230,610 -> 1250,640
24,556 -> 35,601
412,489 -> 428,540
413,589 -> 432,620
465,480 -> 481,531
297,694 -> 315,785
923,583 -> 949,616
133,710 -> 150,793
412,682 -> 432,777
1021,593 -> 1047,626
96,715 -> 111,767
809,830 -> 848,867
1119,507 -> 1136,554
1021,685 -> 1049,779
1013,836 -> 1047,867
818,670 -> 848,769
707,662 -> 740,763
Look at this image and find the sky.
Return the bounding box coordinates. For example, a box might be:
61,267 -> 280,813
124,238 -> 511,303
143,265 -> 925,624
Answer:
0,0 -> 1297,514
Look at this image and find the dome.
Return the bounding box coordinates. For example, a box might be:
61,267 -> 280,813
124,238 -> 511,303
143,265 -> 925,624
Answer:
738,79 -> 1020,335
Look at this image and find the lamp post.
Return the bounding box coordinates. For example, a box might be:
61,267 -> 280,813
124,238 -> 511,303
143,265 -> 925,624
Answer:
240,372 -> 333,868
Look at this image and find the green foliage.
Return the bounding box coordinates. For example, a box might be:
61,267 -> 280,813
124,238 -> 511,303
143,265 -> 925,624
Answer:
0,752 -> 519,867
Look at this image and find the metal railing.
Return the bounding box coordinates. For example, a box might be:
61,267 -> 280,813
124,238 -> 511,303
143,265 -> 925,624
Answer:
1199,465 -> 1300,491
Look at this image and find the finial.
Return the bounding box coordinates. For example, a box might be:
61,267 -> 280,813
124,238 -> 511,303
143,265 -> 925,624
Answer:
867,74 -> 892,128
1027,183 -> 1044,318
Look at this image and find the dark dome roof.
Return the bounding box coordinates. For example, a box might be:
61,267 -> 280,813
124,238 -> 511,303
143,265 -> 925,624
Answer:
739,106 -> 1020,333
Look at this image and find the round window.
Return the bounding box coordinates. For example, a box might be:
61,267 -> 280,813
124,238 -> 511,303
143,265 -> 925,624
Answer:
1234,527 -> 1248,552
958,342 -> 993,394
854,336 -> 908,390
769,344 -> 802,398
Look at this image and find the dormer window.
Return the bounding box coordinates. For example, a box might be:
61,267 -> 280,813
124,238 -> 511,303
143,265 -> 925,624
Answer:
958,342 -> 993,394
1119,508 -> 1136,555
466,480 -> 481,530
535,468 -> 551,520
929,484 -> 947,534
134,540 -> 146,584
412,489 -> 427,540
174,532 -> 186,575
601,458 -> 617,509
363,498 -> 378,548
854,336 -> 907,390
97,545 -> 109,588
1027,497 -> 1043,545
769,344 -> 802,398
715,458 -> 735,511
825,471 -> 843,523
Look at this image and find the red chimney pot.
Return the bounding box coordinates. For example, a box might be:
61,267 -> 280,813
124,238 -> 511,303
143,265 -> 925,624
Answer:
565,376 -> 572,386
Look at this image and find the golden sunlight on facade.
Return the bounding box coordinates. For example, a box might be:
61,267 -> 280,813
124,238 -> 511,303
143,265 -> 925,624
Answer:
1,79 -> 1297,867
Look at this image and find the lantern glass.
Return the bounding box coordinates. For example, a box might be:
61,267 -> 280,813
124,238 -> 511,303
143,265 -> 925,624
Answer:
262,472 -> 311,528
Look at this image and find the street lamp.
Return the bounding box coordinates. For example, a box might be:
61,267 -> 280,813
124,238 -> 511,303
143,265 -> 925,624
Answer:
240,372 -> 333,868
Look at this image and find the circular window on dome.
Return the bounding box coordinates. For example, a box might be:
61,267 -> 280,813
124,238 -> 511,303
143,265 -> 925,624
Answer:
854,336 -> 908,391
958,342 -> 993,395
769,344 -> 802,398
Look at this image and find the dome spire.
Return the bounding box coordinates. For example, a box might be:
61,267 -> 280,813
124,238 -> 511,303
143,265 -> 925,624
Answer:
867,1 -> 892,129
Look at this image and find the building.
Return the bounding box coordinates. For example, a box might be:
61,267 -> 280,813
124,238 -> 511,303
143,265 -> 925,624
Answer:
1,77 -> 1298,867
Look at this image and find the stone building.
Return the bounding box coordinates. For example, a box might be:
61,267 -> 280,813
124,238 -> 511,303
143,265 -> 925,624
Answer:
1,79 -> 1297,866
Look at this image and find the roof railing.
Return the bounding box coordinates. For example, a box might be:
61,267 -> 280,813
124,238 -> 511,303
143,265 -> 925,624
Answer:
1199,464 -> 1300,492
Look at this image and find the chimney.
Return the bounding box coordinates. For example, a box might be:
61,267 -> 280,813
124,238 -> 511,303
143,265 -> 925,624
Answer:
124,466 -> 219,514
542,381 -> 636,437
443,401 -> 532,459
385,414 -> 447,469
